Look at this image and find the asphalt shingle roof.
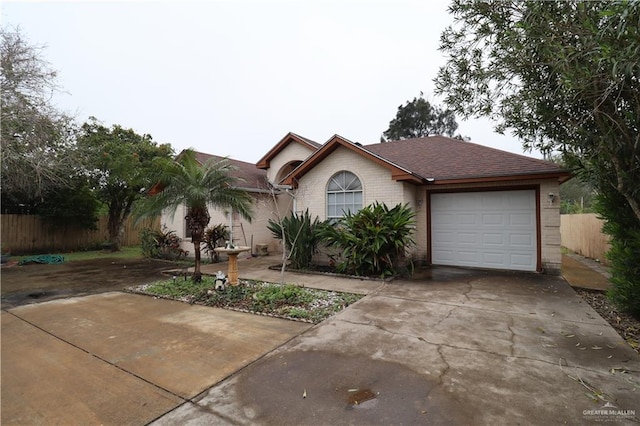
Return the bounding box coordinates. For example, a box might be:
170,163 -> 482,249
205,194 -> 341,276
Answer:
193,151 -> 267,189
364,136 -> 566,182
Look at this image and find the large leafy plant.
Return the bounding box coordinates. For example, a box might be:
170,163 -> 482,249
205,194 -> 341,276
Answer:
267,209 -> 322,270
319,202 -> 415,278
203,224 -> 229,263
140,226 -> 187,260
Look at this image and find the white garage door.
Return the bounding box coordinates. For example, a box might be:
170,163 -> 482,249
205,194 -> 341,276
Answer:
431,190 -> 537,271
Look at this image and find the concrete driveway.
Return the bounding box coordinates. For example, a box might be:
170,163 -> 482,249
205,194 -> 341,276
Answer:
155,268 -> 639,425
2,263 -> 638,425
1,293 -> 310,425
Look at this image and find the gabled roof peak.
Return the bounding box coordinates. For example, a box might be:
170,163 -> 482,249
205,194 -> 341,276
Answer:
256,132 -> 320,169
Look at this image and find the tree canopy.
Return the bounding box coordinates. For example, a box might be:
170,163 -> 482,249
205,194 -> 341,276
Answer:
435,0 -> 640,317
137,149 -> 253,280
382,95 -> 460,141
435,0 -> 639,223
1,27 -> 78,204
78,118 -> 174,250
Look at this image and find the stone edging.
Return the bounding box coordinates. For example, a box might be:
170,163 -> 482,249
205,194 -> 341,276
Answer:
125,287 -> 318,324
267,265 -> 395,282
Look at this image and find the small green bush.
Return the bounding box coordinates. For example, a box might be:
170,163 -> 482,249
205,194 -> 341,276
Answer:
252,284 -> 313,308
267,209 -> 322,269
146,276 -> 211,299
319,202 -> 416,278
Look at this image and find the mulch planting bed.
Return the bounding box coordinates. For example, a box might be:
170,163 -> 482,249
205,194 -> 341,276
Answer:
130,277 -> 364,324
575,288 -> 639,355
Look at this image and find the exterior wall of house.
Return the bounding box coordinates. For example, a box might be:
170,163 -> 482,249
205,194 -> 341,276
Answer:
295,146 -> 419,263
266,143 -> 316,183
410,184 -> 428,262
295,146 -> 413,219
161,193 -> 284,259
417,178 -> 562,273
539,179 -> 563,273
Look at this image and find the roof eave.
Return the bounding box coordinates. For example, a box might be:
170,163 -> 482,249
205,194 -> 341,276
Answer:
283,135 -> 424,187
391,172 -> 424,184
430,171 -> 572,185
256,132 -> 319,169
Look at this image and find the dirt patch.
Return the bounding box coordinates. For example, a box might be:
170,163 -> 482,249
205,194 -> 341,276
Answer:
1,257 -> 180,309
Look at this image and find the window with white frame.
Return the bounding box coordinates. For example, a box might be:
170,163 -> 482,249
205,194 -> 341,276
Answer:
327,171 -> 362,220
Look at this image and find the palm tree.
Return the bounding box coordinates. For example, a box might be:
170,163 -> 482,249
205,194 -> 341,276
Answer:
138,149 -> 253,281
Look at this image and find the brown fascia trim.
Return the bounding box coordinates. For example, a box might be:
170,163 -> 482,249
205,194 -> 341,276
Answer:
256,132 -> 318,169
391,172 -> 423,184
430,171 -> 572,185
283,135 -> 424,187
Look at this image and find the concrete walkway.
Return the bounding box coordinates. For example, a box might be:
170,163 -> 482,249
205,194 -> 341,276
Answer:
561,253 -> 611,291
201,254 -> 383,295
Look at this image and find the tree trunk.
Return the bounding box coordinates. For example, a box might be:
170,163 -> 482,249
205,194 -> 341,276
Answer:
107,209 -> 123,251
106,197 -> 135,251
186,206 -> 210,282
192,239 -> 202,282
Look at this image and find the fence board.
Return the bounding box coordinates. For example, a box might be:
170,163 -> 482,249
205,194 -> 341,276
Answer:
0,215 -> 159,254
560,213 -> 610,265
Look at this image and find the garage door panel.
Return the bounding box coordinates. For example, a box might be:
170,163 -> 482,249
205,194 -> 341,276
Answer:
509,212 -> 534,226
431,190 -> 537,271
458,214 -> 478,225
433,231 -> 455,244
483,252 -> 505,266
482,213 -> 505,226
510,233 -> 534,247
508,192 -> 535,208
458,251 -> 479,263
456,196 -> 480,209
481,193 -> 504,208
511,253 -> 535,268
458,232 -> 478,245
432,213 -> 455,226
483,233 -> 505,245
432,250 -> 455,262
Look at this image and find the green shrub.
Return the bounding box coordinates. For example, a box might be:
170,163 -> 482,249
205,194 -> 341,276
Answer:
319,202 -> 416,278
252,284 -> 313,308
146,275 -> 211,299
267,209 -> 322,269
140,226 -> 187,260
203,224 -> 229,263
595,192 -> 640,319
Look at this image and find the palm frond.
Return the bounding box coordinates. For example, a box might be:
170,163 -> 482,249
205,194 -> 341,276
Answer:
136,148 -> 254,222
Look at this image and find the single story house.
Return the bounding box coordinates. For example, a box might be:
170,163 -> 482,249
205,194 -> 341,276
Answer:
163,132 -> 570,273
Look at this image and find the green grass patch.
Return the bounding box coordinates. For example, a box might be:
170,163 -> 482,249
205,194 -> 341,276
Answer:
133,278 -> 363,323
12,246 -> 145,263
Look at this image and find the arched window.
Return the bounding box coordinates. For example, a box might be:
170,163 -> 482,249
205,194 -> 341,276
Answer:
327,171 -> 362,220
275,161 -> 302,183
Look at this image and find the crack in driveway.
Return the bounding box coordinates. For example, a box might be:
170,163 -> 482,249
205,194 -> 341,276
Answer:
335,315 -> 627,378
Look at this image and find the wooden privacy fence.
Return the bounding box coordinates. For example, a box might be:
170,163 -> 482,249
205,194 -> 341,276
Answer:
560,213 -> 611,265
1,215 -> 160,254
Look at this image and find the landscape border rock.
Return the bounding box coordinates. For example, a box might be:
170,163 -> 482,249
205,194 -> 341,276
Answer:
267,264 -> 396,282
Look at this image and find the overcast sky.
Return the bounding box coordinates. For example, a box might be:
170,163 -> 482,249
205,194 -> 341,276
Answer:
2,1 -> 538,163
